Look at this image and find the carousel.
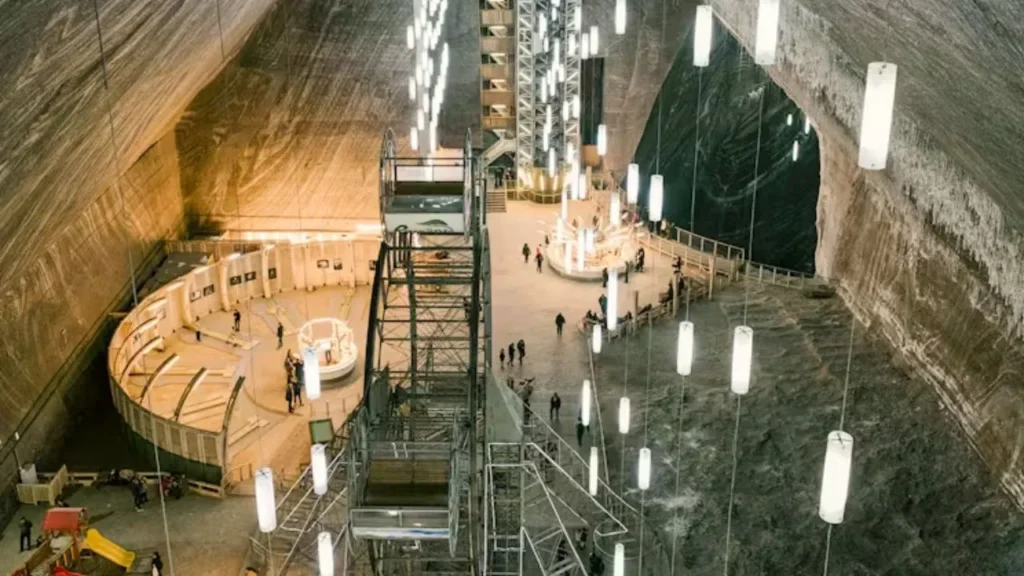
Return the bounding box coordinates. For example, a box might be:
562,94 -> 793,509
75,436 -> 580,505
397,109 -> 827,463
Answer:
298,317 -> 359,381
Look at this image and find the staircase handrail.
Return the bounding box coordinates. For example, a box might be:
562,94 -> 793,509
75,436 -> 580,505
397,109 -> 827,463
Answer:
521,461 -> 588,576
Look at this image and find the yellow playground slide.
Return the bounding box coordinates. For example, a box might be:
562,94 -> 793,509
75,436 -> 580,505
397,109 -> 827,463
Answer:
83,528 -> 136,568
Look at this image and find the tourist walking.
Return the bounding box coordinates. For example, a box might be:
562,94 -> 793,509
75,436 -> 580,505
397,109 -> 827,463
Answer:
18,516 -> 32,551
286,385 -> 294,413
576,417 -> 585,447
517,339 -> 526,365
555,313 -> 565,336
277,323 -> 285,349
508,343 -> 516,365
549,393 -> 561,421
522,243 -> 531,264
233,310 -> 241,332
499,348 -> 506,368
602,267 -> 608,288
292,378 -> 303,407
535,251 -> 544,272
589,551 -> 605,576
152,552 -> 164,576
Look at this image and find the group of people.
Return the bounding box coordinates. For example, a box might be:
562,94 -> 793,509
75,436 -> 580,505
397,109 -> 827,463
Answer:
522,243 -> 545,272
499,339 -> 527,369
284,350 -> 306,413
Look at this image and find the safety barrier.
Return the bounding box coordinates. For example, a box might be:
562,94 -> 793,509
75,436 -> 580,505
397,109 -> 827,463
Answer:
35,468 -> 224,499
744,260 -> 819,290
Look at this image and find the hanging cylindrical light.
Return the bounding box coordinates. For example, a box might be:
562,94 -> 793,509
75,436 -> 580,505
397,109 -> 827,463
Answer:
304,346 -> 322,400
586,228 -> 596,253
592,324 -> 602,354
589,25 -> 599,53
311,443 -> 328,495
554,38 -> 561,63
429,121 -> 438,154
407,25 -> 415,49
581,33 -> 590,59
648,174 -> 664,222
597,124 -> 607,156
541,81 -> 548,103
694,5 -> 713,68
618,397 -> 630,434
548,148 -> 556,178
607,269 -> 618,330
819,431 -> 854,524
786,113 -> 793,126
754,0 -> 781,66
562,99 -> 569,122
610,193 -> 621,228
416,109 -> 424,131
408,77 -> 416,101
255,467 -> 277,532
574,6 -> 582,29
677,321 -> 694,376
569,33 -> 577,57
588,447 -> 600,495
858,62 -> 898,170
792,141 -> 800,161
614,543 -> 625,576
581,379 -> 592,426
578,172 -> 587,200
318,532 -> 335,576
626,163 -> 639,203
421,93 -> 430,114
415,65 -> 423,86
614,0 -> 627,35
543,128 -> 550,152
730,326 -> 753,394
572,95 -> 580,119
804,117 -> 811,134
410,126 -> 419,151
638,447 -> 651,490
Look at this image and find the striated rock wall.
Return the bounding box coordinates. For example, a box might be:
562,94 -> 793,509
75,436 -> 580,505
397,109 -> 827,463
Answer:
177,0 -> 481,234
709,0 -> 1024,506
0,0 -> 273,491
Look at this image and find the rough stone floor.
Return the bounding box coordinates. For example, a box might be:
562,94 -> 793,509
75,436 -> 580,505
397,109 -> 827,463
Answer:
592,281 -> 1024,576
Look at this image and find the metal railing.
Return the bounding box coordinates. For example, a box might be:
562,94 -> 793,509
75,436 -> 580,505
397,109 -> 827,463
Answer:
744,260 -> 819,290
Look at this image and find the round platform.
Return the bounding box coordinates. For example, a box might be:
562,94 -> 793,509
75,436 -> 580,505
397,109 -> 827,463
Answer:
298,317 -> 359,381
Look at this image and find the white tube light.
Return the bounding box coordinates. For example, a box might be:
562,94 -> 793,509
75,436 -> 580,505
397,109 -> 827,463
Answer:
548,148 -> 556,178
614,543 -> 625,576
592,324 -> 602,354
408,77 -> 416,101
597,124 -> 607,156
429,122 -> 438,154
304,346 -> 322,400
627,163 -> 639,203
574,6 -> 582,29
572,95 -> 580,119
539,14 -> 547,37
858,62 -> 898,170
581,33 -> 590,59
694,5 -> 713,67
255,467 -> 277,532
541,81 -> 548,104
589,26 -> 599,54
792,141 -> 800,161
551,6 -> 557,22
754,0 -> 781,66
610,193 -> 621,228
648,174 -> 664,222
562,99 -> 569,122
638,447 -> 651,490
677,321 -> 694,376
422,93 -> 430,114
554,38 -> 561,63
618,397 -> 630,434
804,117 -> 811,134
615,0 -> 626,34
417,110 -> 424,130
786,113 -> 793,126
581,379 -> 592,426
578,172 -> 587,200
607,269 -> 618,330
406,25 -> 414,49
730,326 -> 753,394
543,128 -> 550,152
819,431 -> 854,524
588,447 -> 599,495
311,443 -> 328,495
569,34 -> 577,57
318,532 -> 335,576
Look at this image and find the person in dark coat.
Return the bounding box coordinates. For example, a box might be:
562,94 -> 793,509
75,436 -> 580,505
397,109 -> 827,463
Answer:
550,393 -> 561,421
499,348 -> 506,368
555,313 -> 566,336
522,243 -> 531,263
589,551 -> 605,576
18,517 -> 32,551
277,323 -> 285,349
576,417 -> 585,447
508,343 -> 516,365
536,251 -> 544,272
286,385 -> 294,413
601,267 -> 608,288
292,378 -> 303,407
152,552 -> 164,576
516,339 -> 526,364
233,310 -> 241,332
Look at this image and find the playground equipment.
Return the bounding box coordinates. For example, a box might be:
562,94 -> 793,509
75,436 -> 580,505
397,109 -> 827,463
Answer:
82,529 -> 136,569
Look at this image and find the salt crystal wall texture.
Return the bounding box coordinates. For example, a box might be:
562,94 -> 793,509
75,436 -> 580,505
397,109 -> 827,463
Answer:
0,0 -> 273,471
709,0 -> 1024,506
177,0 -> 482,234
632,17 -> 820,272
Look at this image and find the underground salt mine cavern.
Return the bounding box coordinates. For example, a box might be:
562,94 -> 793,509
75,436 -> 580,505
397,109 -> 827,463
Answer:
0,0 -> 1023,574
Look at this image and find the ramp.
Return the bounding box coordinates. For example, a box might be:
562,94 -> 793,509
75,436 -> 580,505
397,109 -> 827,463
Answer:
83,528 -> 136,569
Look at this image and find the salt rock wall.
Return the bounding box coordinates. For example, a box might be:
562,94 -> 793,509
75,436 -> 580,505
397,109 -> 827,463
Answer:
586,0 -> 692,173
177,0 -> 481,234
0,0 -> 273,470
632,17 -> 820,272
709,0 -> 1024,506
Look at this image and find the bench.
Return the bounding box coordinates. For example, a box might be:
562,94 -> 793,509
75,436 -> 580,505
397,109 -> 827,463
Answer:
178,396 -> 229,424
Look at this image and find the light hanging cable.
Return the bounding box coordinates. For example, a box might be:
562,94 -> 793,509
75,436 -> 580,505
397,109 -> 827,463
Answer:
821,320 -> 858,576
